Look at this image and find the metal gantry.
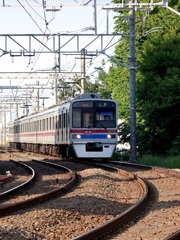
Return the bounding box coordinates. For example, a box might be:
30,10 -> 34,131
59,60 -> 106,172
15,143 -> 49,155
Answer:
0,0 -> 179,159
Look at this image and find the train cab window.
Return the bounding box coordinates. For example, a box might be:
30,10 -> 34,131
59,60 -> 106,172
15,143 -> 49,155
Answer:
96,111 -> 113,121
95,109 -> 116,128
72,109 -> 81,128
83,110 -> 93,128
73,101 -> 93,128
72,100 -> 116,128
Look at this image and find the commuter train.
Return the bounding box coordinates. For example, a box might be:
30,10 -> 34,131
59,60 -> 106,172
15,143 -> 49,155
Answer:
8,93 -> 118,159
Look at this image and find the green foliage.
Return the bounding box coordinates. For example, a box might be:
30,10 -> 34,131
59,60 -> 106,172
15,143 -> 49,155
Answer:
88,0 -> 180,156
139,154 -> 180,169
104,67 -> 130,119
110,0 -> 180,155
168,134 -> 180,156
137,30 -> 180,155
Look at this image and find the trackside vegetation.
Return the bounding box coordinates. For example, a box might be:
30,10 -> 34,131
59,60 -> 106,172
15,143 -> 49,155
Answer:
138,155 -> 180,169
57,1 -> 180,165
89,0 -> 180,164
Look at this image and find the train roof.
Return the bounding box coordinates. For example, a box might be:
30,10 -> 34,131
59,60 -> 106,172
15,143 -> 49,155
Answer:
8,93 -> 115,124
74,93 -> 101,99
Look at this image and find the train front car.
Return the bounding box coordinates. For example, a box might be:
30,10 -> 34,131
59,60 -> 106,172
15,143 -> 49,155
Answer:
69,93 -> 118,159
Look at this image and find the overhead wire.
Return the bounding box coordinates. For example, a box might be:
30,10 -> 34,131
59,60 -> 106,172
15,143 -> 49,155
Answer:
3,0 -> 118,112
16,0 -> 44,33
6,1 -> 56,110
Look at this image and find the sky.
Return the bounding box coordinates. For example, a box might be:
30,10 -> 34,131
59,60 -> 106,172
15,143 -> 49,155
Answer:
0,0 -> 120,122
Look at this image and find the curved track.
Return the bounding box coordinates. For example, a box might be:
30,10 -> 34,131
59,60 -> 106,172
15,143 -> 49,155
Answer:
0,150 -> 179,240
0,160 -> 35,198
0,159 -> 77,216
71,161 -> 151,240
95,160 -> 180,240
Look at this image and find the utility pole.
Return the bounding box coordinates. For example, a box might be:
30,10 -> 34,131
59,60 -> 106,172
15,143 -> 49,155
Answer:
35,80 -> 40,112
129,0 -> 136,162
81,48 -> 86,94
54,55 -> 58,104
16,103 -> 19,119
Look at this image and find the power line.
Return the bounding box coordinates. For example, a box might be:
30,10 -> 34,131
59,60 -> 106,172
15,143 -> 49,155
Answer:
17,0 -> 44,33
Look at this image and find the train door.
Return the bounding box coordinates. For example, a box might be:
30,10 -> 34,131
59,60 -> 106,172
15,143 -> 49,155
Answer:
66,110 -> 69,142
61,109 -> 69,143
58,113 -> 62,143
62,111 -> 66,143
35,120 -> 38,144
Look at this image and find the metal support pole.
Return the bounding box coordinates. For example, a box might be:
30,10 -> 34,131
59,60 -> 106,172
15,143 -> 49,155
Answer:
93,0 -> 97,34
54,55 -> 58,104
129,0 -> 136,162
81,48 -> 86,94
16,103 -> 19,119
35,80 -> 40,112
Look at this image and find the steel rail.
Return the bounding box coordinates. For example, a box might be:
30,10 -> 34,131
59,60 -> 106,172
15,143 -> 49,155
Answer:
0,159 -> 35,198
0,160 -> 77,216
164,229 -> 180,240
73,162 -> 150,240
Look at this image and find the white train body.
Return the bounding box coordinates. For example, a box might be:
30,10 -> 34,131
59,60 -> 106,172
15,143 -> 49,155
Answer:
8,93 -> 118,159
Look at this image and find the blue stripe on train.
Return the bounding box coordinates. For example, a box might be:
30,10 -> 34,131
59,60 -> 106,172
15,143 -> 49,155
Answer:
81,134 -> 116,139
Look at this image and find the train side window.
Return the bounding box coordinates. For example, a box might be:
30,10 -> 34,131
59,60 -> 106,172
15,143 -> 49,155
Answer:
49,117 -> 51,130
66,110 -> 68,127
52,117 -> 54,130
55,116 -> 57,129
42,119 -> 44,131
58,114 -> 61,129
63,113 -> 66,128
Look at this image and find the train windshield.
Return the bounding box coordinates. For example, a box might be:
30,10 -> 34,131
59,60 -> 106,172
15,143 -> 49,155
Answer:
72,101 -> 116,128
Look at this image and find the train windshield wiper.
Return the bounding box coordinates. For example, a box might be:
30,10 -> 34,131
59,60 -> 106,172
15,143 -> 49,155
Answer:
96,121 -> 106,129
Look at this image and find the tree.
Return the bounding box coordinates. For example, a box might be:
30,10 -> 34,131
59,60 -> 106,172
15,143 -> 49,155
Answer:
97,0 -> 180,155
137,30 -> 180,154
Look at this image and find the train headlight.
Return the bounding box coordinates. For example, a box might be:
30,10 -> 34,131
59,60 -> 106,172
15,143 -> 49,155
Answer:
107,134 -> 116,139
73,134 -> 81,139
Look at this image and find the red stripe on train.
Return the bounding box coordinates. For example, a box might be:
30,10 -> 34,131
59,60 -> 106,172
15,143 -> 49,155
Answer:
70,129 -> 117,133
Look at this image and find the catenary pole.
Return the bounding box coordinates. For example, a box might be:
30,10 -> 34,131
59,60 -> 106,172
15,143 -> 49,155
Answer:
129,0 -> 136,162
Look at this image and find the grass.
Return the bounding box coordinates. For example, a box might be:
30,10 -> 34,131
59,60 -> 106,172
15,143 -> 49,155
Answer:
138,154 -> 180,169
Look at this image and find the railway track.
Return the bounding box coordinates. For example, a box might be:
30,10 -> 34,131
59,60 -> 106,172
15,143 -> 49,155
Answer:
0,156 -> 77,216
93,160 -> 180,240
0,160 -> 35,198
0,149 -> 179,239
71,161 -> 151,240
